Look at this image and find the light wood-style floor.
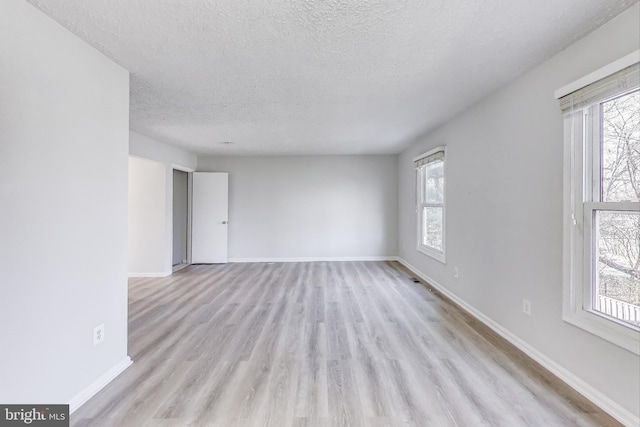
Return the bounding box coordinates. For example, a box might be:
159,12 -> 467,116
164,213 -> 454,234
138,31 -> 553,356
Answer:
72,261 -> 620,427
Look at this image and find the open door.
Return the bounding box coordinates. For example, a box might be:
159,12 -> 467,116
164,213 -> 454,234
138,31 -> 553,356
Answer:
192,172 -> 228,263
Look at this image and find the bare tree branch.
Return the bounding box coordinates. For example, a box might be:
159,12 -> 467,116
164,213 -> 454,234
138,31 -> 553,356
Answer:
599,256 -> 640,279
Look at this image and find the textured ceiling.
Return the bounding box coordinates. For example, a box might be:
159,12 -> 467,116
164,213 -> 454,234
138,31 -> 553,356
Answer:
27,0 -> 636,155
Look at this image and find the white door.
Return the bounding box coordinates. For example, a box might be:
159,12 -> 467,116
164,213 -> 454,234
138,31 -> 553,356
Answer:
192,172 -> 228,263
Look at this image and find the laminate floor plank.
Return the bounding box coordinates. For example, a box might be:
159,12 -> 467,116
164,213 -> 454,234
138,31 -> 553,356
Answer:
294,356 -> 328,419
71,261 -> 621,426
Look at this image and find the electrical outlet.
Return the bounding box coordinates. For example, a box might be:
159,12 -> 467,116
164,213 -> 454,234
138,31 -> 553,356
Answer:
94,324 -> 105,345
453,267 -> 459,279
522,299 -> 532,316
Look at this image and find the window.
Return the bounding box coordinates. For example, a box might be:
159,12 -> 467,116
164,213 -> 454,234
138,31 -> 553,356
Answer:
415,146 -> 446,262
558,53 -> 639,354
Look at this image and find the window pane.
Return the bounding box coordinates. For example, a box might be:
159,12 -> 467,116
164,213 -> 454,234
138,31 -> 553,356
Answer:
422,206 -> 443,251
601,90 -> 640,202
424,160 -> 444,204
595,210 -> 640,326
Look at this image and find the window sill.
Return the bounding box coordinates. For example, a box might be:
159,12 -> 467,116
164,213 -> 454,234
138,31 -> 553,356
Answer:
417,245 -> 446,264
563,305 -> 640,355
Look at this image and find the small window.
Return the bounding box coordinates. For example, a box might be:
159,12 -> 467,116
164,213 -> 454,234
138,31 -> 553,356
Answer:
415,146 -> 446,262
558,55 -> 639,354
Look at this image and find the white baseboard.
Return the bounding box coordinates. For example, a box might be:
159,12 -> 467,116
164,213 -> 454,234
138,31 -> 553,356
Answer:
228,256 -> 399,263
68,356 -> 133,414
397,258 -> 638,427
128,271 -> 171,278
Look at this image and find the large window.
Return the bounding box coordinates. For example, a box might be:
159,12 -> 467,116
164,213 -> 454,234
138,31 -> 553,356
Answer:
558,54 -> 639,354
415,146 -> 446,262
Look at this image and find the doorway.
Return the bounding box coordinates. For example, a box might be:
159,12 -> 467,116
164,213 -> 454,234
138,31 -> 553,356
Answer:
172,169 -> 189,271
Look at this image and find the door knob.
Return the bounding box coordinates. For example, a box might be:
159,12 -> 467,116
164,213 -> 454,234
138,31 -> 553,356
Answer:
222,221 -> 228,224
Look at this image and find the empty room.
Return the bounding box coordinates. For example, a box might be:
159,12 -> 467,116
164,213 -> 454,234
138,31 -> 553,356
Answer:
1,0 -> 639,426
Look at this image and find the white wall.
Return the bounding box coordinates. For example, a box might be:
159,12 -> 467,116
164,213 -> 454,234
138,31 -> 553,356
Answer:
129,131 -> 197,275
397,3 -> 640,423
197,156 -> 398,261
128,157 -> 166,275
130,130 -> 198,172
0,0 -> 130,405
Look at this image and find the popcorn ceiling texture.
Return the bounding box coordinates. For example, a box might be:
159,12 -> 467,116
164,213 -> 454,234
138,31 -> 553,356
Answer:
28,0 -> 636,155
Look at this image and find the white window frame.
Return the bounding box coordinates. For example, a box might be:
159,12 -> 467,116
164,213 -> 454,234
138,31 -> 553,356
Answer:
415,146 -> 446,263
558,52 -> 640,355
